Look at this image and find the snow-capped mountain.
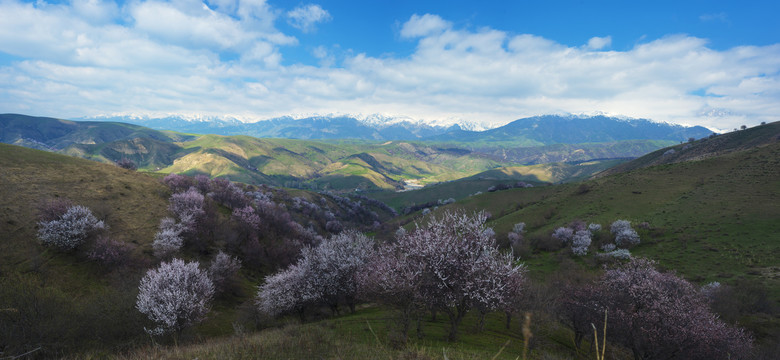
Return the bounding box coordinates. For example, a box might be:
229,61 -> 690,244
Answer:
73,113 -> 711,143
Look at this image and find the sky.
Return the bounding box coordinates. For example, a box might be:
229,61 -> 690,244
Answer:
0,0 -> 778,131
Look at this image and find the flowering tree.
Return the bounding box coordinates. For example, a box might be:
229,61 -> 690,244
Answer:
610,219 -> 640,247
256,257 -> 318,319
552,226 -> 574,244
37,205 -> 106,251
361,211 -> 525,341
571,230 -> 592,256
168,188 -> 205,231
305,230 -> 375,313
256,230 -> 375,318
136,259 -> 214,336
162,173 -> 193,193
573,258 -> 753,360
153,217 -> 184,258
208,251 -> 242,294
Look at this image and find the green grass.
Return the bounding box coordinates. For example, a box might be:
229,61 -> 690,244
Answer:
113,305 -> 584,360
443,140 -> 780,306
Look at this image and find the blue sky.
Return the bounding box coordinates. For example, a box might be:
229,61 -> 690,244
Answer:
1,0 -> 778,130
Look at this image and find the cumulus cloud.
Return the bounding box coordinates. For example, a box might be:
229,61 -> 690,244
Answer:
0,4 -> 778,131
286,4 -> 331,33
586,36 -> 612,50
400,13 -> 451,38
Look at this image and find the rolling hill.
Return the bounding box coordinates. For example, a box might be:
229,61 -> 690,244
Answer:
424,123 -> 780,337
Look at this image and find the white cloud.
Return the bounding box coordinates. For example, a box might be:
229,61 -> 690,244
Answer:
400,14 -> 451,38
0,5 -> 778,131
586,36 -> 612,50
286,4 -> 331,33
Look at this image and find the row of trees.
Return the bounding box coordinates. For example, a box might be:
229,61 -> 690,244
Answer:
257,211 -> 525,342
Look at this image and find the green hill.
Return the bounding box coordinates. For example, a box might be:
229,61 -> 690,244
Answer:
422,128 -> 780,343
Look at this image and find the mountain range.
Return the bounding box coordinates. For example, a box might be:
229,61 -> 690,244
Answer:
80,114 -> 712,144
0,113 -> 713,191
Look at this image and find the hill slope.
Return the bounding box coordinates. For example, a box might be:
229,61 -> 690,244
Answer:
599,121 -> 780,177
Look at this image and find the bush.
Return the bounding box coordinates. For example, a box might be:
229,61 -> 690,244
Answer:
87,235 -> 133,267
116,158 -> 137,170
611,219 -> 640,247
169,188 -> 205,231
153,217 -> 184,258
162,174 -> 193,193
597,259 -> 753,359
37,205 -> 106,251
570,230 -> 591,256
552,227 -> 574,244
37,198 -> 74,222
136,259 -> 214,335
208,251 -> 242,294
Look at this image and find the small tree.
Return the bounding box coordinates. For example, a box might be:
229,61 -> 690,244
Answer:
37,205 -> 106,251
136,259 -> 214,336
153,217 -> 184,258
583,258 -> 753,360
571,230 -> 591,256
610,219 -> 640,247
116,158 -> 137,170
169,188 -> 205,231
162,174 -> 193,193
136,259 -> 214,335
314,230 -> 375,313
360,211 -> 525,341
208,251 -> 242,294
552,226 -> 574,244
256,258 -> 318,319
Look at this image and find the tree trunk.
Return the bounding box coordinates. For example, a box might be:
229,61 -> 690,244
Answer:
505,311 -> 512,329
446,307 -> 468,342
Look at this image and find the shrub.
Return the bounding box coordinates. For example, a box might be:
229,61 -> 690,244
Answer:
169,188 -> 205,231
570,230 -> 591,256
611,219 -> 640,247
615,228 -> 640,247
588,223 -> 601,232
208,251 -> 242,294
136,259 -> 214,335
116,158 -> 137,170
552,227 -> 574,244
87,235 -> 132,266
153,217 -> 184,258
597,259 -> 752,359
162,174 -> 192,193
37,198 -> 74,222
513,222 -> 526,234
37,205 -> 106,251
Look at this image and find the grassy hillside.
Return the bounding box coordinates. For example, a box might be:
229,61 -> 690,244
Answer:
453,140 -> 780,283
160,136 -> 509,191
364,159 -> 626,212
0,143 -> 170,262
599,121 -> 780,176
426,136 -> 780,344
